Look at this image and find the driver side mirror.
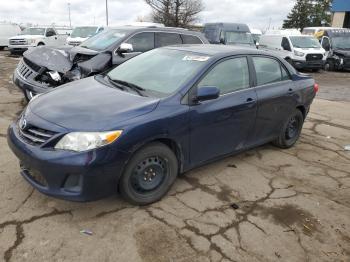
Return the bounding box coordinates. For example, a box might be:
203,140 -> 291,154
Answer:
194,86 -> 220,103
255,42 -> 260,49
118,43 -> 133,54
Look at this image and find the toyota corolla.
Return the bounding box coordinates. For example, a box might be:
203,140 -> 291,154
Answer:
7,45 -> 318,205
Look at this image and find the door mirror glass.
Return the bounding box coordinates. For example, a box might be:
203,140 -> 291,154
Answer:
195,86 -> 220,102
118,43 -> 133,53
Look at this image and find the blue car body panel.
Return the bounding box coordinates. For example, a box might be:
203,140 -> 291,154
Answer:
7,45 -> 316,201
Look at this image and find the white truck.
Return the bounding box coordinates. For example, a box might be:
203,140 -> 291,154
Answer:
8,27 -> 68,54
260,30 -> 326,71
0,23 -> 22,50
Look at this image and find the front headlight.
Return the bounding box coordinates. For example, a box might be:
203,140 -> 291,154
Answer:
54,131 -> 123,152
294,50 -> 305,57
29,39 -> 36,44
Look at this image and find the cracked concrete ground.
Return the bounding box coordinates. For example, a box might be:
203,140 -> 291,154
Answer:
0,50 -> 349,262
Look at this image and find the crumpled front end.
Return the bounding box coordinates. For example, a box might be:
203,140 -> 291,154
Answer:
13,46 -> 111,97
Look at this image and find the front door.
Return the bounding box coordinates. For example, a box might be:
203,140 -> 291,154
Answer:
189,57 -> 257,165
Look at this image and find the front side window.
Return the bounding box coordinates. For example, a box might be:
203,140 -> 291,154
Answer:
126,32 -> 155,52
197,57 -> 250,95
253,57 -> 286,86
155,33 -> 182,47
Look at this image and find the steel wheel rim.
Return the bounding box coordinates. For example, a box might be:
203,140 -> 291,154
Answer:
285,116 -> 298,139
130,156 -> 168,193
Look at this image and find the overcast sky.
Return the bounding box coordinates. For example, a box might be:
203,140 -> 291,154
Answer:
0,0 -> 295,30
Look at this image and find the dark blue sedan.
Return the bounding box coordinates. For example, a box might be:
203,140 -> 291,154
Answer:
7,45 -> 317,205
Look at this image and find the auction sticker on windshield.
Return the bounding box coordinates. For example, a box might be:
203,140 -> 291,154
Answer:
182,55 -> 210,62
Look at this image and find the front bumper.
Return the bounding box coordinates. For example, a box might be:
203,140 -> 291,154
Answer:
7,123 -> 130,201
292,59 -> 325,70
8,45 -> 34,53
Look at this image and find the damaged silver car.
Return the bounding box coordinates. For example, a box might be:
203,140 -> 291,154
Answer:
13,26 -> 208,101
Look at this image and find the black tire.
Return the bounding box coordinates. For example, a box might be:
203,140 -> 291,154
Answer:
324,60 -> 335,71
312,68 -> 320,72
0,46 -> 5,51
273,110 -> 304,149
119,142 -> 178,205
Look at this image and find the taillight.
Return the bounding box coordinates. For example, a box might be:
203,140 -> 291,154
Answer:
314,83 -> 319,93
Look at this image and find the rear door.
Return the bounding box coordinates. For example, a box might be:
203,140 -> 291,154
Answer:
189,56 -> 257,165
248,56 -> 296,146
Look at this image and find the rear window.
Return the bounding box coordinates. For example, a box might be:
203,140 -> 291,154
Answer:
181,34 -> 202,44
155,32 -> 182,47
253,57 -> 288,86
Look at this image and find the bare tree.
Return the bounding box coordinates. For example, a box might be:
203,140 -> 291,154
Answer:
145,0 -> 204,28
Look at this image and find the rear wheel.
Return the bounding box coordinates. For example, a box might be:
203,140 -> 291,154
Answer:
273,110 -> 304,149
119,142 -> 178,205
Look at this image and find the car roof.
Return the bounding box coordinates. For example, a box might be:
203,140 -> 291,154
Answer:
108,26 -> 200,34
164,44 -> 269,57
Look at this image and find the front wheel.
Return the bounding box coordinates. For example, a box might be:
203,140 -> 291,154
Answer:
273,110 -> 304,149
119,142 -> 178,205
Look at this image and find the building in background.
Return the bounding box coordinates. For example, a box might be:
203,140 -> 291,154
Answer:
332,0 -> 350,28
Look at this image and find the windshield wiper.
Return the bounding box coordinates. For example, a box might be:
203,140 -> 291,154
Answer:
110,78 -> 147,96
105,75 -> 127,91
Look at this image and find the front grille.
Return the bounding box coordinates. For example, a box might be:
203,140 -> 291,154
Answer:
19,124 -> 57,146
10,39 -> 27,45
16,60 -> 34,79
23,57 -> 41,72
306,54 -> 323,61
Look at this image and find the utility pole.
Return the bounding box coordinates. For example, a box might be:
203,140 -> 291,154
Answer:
105,0 -> 109,26
68,2 -> 72,28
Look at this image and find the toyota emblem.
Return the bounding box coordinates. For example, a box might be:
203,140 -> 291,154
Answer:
19,117 -> 27,130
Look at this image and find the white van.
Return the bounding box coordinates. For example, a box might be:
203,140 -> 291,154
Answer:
66,26 -> 104,46
260,33 -> 326,71
0,23 -> 21,50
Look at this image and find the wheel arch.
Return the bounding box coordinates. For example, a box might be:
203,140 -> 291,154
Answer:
296,105 -> 306,119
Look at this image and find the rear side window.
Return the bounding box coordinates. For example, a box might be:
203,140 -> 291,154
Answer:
253,57 -> 288,86
197,57 -> 250,95
126,32 -> 155,52
182,34 -> 202,44
155,32 -> 182,47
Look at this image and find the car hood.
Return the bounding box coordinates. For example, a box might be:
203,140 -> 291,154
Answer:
24,46 -> 73,73
9,35 -> 44,40
333,49 -> 350,57
23,45 -> 100,73
28,77 -> 160,131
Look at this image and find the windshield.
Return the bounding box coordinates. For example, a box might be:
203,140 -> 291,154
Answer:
225,32 -> 254,45
204,27 -> 219,42
71,27 -> 98,38
289,36 -> 321,48
20,28 -> 45,35
107,48 -> 210,97
80,29 -> 129,51
332,36 -> 350,49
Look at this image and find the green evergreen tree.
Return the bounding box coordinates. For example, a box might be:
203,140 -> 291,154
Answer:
283,0 -> 332,30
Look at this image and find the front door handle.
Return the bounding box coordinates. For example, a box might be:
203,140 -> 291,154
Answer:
246,97 -> 255,103
288,88 -> 293,93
